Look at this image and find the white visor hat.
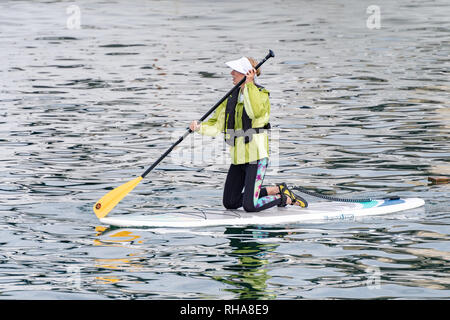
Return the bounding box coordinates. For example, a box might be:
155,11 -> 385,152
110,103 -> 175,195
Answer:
225,56 -> 259,84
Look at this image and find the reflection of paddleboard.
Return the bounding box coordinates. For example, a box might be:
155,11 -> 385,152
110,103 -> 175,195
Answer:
99,198 -> 425,228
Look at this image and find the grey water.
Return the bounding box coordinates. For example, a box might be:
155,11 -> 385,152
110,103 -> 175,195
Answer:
0,0 -> 449,299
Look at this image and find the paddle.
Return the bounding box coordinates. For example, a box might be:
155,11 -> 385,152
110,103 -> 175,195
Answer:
93,50 -> 275,219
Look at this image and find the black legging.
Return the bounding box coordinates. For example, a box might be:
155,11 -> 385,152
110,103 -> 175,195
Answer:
223,157 -> 281,212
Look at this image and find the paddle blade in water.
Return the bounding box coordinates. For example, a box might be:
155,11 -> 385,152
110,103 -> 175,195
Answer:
93,176 -> 143,219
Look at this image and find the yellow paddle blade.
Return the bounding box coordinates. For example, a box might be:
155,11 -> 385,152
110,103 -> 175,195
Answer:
93,176 -> 143,219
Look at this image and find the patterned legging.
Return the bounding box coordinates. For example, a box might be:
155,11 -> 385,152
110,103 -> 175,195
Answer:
223,157 -> 281,212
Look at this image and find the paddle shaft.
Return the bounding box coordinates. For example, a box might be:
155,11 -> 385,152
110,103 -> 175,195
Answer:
141,50 -> 275,179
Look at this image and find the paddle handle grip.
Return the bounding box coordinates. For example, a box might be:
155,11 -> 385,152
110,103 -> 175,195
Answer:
141,50 -> 275,179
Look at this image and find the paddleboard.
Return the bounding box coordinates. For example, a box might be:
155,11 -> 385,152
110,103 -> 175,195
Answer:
99,197 -> 425,228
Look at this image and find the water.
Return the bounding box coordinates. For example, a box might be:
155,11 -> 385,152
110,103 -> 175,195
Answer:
0,0 -> 449,299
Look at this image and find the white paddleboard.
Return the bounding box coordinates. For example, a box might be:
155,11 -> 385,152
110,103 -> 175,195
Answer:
99,198 -> 425,228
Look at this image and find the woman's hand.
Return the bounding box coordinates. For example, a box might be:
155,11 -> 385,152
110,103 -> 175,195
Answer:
245,68 -> 257,84
189,120 -> 200,132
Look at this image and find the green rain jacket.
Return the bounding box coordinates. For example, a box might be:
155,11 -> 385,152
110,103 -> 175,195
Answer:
198,82 -> 270,165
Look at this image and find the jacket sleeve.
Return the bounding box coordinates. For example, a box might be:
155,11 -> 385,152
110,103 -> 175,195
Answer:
198,100 -> 226,137
242,82 -> 270,120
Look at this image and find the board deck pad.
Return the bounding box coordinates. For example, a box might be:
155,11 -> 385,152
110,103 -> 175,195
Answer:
99,198 -> 425,228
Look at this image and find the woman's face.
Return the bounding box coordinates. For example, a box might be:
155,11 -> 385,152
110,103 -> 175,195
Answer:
231,69 -> 245,85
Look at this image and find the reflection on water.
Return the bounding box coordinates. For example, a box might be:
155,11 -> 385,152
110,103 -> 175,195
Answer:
91,221 -> 450,299
93,227 -> 280,299
214,228 -> 278,299
0,0 -> 449,299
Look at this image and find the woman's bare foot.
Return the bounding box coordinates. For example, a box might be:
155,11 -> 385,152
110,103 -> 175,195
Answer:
266,186 -> 279,195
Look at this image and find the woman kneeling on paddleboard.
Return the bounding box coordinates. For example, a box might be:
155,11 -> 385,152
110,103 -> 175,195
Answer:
190,56 -> 307,212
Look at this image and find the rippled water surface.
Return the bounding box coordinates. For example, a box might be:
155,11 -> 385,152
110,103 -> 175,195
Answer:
1,0 -> 449,299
